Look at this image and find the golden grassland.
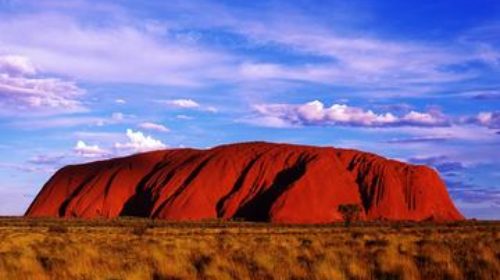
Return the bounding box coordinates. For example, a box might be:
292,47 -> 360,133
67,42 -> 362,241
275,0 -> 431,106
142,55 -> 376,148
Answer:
0,217 -> 498,280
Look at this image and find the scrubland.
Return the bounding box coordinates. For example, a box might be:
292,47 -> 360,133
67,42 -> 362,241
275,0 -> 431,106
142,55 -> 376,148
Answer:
0,217 -> 498,280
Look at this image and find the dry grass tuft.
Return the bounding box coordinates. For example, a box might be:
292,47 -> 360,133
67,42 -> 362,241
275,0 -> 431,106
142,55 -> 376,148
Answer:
0,218 -> 498,279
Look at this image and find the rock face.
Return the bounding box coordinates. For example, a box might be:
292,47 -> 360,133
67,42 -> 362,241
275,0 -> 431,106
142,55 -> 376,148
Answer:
25,142 -> 463,222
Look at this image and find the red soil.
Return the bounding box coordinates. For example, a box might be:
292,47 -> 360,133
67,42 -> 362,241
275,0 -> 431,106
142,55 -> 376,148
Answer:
25,142 -> 464,222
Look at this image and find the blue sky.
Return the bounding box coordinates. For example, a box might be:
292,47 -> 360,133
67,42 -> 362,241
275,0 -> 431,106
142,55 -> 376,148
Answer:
0,0 -> 499,219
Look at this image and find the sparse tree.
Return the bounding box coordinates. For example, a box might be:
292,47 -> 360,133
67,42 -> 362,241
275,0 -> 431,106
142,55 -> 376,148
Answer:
338,204 -> 361,227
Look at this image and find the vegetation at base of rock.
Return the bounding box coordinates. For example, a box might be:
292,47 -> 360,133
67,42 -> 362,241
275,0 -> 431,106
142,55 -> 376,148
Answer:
338,204 -> 362,226
0,217 -> 498,279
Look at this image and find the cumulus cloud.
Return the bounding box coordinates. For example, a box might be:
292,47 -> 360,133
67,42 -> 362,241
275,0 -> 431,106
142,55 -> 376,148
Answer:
74,140 -> 108,158
466,111 -> 500,129
401,111 -> 447,126
250,100 -> 449,127
70,129 -> 167,160
0,55 -> 84,114
114,129 -> 166,153
138,122 -> 170,132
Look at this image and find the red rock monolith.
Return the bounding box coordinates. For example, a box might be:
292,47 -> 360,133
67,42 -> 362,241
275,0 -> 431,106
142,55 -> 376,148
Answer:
25,142 -> 464,222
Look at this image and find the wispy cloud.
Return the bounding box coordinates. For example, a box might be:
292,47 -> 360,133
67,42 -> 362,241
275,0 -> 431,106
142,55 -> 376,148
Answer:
394,125 -> 499,142
176,114 -> 193,120
159,98 -> 218,113
471,91 -> 500,100
0,55 -> 84,114
164,99 -> 200,108
0,162 -> 54,173
385,136 -> 450,144
446,180 -> 500,208
169,3 -> 496,91
138,122 -> 170,133
1,3 -> 493,94
28,154 -> 65,165
0,13 -> 233,86
8,112 -> 131,130
408,155 -> 465,174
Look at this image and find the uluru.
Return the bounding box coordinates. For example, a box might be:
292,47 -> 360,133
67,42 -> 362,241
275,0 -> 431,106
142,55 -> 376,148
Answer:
25,142 -> 463,223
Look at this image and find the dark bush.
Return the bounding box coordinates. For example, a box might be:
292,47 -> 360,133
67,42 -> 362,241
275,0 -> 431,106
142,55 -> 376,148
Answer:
131,225 -> 148,236
365,239 -> 389,248
338,204 -> 362,226
47,225 -> 68,234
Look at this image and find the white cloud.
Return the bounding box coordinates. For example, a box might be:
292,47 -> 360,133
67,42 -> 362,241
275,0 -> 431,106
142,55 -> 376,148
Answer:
111,112 -> 125,121
458,111 -> 500,130
74,140 -> 108,158
0,3 -> 494,94
164,98 -> 200,108
167,3 -> 498,92
0,55 -> 36,76
0,54 -> 84,114
172,5 -> 484,89
115,98 -> 126,104
70,129 -> 168,159
176,114 -> 193,120
251,100 -> 448,127
472,111 -> 500,129
114,129 -> 166,153
401,111 -> 447,126
477,112 -> 493,124
161,98 -> 218,113
138,122 -> 170,132
0,14 -> 232,86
